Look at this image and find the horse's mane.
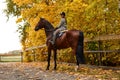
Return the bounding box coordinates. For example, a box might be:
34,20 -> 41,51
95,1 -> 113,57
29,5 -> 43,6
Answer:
41,18 -> 54,30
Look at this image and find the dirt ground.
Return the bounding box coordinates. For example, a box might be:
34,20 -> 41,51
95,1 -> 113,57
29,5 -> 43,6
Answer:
0,62 -> 120,80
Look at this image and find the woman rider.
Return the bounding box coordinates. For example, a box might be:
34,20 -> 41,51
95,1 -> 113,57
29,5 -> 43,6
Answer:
50,12 -> 67,45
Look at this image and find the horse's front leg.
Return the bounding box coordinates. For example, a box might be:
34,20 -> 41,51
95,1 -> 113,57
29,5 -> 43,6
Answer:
46,49 -> 51,70
53,49 -> 57,70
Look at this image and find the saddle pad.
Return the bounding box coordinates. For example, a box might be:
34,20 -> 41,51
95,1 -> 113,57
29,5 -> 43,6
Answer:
56,31 -> 65,38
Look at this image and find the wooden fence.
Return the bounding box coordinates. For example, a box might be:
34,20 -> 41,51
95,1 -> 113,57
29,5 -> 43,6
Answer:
2,34 -> 118,64
0,54 -> 22,62
84,34 -> 120,65
22,34 -> 120,65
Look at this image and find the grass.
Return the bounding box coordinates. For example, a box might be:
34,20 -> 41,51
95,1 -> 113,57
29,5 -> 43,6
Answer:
0,56 -> 21,62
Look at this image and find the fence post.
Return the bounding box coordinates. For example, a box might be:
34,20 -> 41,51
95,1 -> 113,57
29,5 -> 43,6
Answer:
21,52 -> 23,62
32,50 -> 35,62
98,40 -> 102,65
0,56 -> 1,62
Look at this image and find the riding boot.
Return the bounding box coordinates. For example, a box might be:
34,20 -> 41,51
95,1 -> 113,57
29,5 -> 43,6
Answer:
49,39 -> 54,45
52,34 -> 56,45
49,34 -> 56,45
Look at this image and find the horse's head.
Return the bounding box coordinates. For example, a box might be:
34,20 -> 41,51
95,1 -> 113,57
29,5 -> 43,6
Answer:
34,18 -> 45,31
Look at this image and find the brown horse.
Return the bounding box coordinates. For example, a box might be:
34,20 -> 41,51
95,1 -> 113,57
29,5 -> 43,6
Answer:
34,18 -> 85,70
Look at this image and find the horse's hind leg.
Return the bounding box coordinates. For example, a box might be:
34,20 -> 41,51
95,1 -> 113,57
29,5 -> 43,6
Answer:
53,49 -> 57,70
72,48 -> 79,71
46,49 -> 51,70
75,44 -> 85,71
75,52 -> 80,71
76,45 -> 85,64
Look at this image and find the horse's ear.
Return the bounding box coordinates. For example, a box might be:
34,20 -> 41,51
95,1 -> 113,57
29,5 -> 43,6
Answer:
40,17 -> 44,21
40,17 -> 42,20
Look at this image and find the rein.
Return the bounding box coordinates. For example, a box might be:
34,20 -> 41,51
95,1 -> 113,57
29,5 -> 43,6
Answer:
45,28 -> 54,32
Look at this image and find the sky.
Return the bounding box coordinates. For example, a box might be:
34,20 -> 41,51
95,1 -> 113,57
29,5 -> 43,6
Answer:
0,0 -> 22,53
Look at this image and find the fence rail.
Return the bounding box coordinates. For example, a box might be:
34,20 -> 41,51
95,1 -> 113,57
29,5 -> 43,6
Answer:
85,50 -> 120,53
25,44 -> 46,51
84,34 -> 120,42
21,34 -> 120,65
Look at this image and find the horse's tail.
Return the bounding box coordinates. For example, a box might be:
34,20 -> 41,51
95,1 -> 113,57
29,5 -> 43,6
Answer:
76,31 -> 86,65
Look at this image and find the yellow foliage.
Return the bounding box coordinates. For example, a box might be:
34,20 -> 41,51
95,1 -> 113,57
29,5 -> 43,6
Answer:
13,0 -> 87,61
13,0 -> 33,7
16,17 -> 23,23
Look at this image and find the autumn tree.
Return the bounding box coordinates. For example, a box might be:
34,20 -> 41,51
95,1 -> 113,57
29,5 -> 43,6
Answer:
4,0 -> 120,65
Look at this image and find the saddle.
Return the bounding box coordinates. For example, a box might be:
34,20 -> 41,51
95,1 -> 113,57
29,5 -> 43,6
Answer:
49,30 -> 68,46
56,30 -> 68,39
49,30 -> 65,43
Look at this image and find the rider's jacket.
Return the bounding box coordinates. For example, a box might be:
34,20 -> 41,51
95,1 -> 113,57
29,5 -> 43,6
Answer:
57,18 -> 67,30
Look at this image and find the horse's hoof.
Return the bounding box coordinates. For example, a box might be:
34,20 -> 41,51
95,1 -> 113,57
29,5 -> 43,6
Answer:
53,68 -> 57,70
46,68 -> 49,70
75,66 -> 79,71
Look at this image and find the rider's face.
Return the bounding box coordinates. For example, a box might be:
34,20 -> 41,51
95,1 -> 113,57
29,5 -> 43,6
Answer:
61,15 -> 65,18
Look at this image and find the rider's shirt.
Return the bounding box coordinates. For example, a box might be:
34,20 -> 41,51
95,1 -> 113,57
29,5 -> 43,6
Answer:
57,18 -> 67,30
